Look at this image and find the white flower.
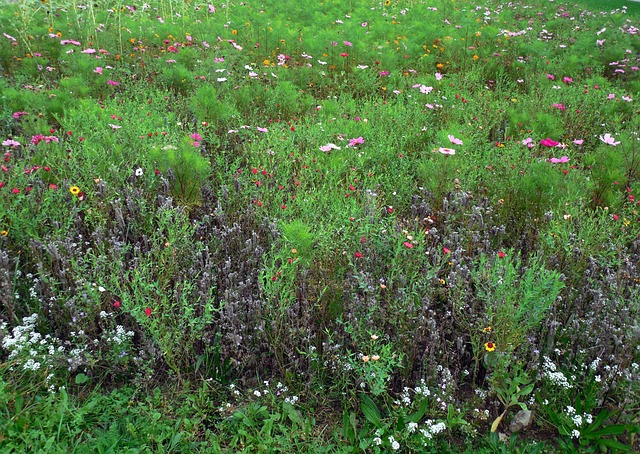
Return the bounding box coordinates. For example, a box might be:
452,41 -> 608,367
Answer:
571,429 -> 580,439
408,422 -> 418,433
135,168 -> 143,177
373,437 -> 382,446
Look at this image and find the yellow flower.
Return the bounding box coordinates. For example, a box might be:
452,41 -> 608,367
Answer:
484,342 -> 496,352
69,186 -> 80,195
0,230 -> 8,237
482,326 -> 492,333
473,54 -> 479,60
232,30 -> 238,35
385,0 -> 391,5
263,59 -> 270,65
291,249 -> 297,254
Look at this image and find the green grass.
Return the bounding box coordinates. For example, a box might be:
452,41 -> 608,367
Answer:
1,0 -> 639,451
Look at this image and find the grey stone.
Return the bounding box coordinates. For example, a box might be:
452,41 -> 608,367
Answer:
509,409 -> 533,433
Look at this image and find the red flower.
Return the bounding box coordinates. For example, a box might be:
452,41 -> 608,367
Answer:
355,252 -> 363,258
145,307 -> 152,317
403,242 -> 413,249
11,188 -> 20,194
113,300 -> 121,308
443,247 -> 451,254
497,251 -> 505,258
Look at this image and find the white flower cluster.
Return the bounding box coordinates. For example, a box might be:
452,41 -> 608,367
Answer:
419,419 -> 447,442
542,356 -> 573,389
566,407 -> 593,429
105,325 -> 135,345
1,314 -> 64,372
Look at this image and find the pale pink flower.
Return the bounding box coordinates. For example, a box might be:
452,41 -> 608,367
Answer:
549,156 -> 570,163
438,147 -> 455,155
599,133 -> 620,146
94,67 -> 103,74
448,135 -> 463,145
319,143 -> 341,152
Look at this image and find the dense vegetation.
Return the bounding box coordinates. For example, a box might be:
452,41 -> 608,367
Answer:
1,0 -> 639,451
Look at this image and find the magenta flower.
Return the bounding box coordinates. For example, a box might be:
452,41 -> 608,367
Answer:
347,137 -> 365,147
549,156 -> 570,163
599,133 -> 620,146
540,138 -> 559,147
552,103 -> 566,111
546,74 -> 555,80
107,80 -> 119,86
343,41 -> 353,47
94,67 -> 103,74
563,77 -> 573,84
12,111 -> 27,119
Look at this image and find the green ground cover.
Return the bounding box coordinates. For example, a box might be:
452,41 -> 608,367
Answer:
0,0 -> 639,451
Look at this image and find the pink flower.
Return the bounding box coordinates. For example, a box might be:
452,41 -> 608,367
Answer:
107,80 -> 119,86
599,133 -> 620,146
403,242 -> 413,249
94,67 -> 103,74
12,111 -> 27,119
435,72 -> 443,81
145,307 -> 152,317
343,41 -> 352,46
596,39 -> 605,46
546,74 -> 555,80
573,139 -> 583,145
81,48 -> 96,54
448,135 -> 463,145
256,127 -> 268,133
549,156 -> 570,163
319,143 -> 341,152
347,136 -> 365,147
2,139 -> 20,147
443,247 -> 451,254
438,147 -> 455,155
552,103 -> 566,111
208,4 -> 215,13
190,133 -> 202,141
339,53 -> 349,57
540,138 -> 559,147
563,77 -> 573,84
361,22 -> 368,27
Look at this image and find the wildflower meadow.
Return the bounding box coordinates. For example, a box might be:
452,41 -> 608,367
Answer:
1,0 -> 639,451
